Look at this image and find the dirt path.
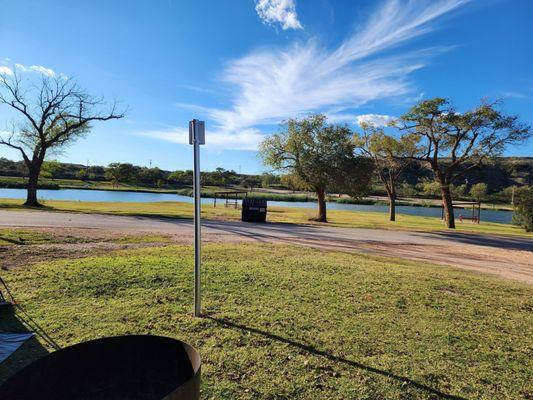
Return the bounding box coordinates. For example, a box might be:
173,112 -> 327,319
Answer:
0,210 -> 531,283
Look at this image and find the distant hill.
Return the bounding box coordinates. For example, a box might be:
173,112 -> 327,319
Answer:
401,157 -> 532,191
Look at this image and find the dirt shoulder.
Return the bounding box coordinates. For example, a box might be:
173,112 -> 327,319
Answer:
1,225 -> 531,284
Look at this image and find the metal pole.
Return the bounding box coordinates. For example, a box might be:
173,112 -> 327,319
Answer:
193,121 -> 201,317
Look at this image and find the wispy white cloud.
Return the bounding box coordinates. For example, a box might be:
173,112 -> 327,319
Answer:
355,114 -> 395,127
255,0 -> 302,30
500,91 -> 528,100
150,0 -> 470,151
179,84 -> 217,94
0,62 -> 57,77
136,127 -> 264,151
211,0 -> 468,133
327,113 -> 395,127
0,66 -> 13,76
14,63 -> 56,77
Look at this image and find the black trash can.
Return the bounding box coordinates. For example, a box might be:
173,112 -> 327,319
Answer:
241,198 -> 267,222
0,335 -> 201,400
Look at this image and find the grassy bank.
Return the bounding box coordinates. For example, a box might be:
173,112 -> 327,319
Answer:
0,198 -> 529,236
1,243 -> 531,399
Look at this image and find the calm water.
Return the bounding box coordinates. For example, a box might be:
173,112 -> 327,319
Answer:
0,188 -> 513,224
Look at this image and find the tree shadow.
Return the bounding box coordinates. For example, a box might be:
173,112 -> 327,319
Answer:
426,231 -> 533,251
205,315 -> 467,400
0,237 -> 26,245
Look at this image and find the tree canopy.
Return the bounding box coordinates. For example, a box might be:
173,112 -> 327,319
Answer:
354,122 -> 417,221
260,114 -> 373,222
395,98 -> 530,228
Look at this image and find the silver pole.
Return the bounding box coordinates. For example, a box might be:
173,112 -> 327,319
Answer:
193,121 -> 201,317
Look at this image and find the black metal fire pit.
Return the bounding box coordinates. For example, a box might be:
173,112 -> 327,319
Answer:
0,335 -> 201,400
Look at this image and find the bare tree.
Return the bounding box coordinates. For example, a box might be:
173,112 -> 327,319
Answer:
395,98 -> 530,228
0,69 -> 124,206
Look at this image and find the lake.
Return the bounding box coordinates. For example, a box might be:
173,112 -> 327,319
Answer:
0,188 -> 514,224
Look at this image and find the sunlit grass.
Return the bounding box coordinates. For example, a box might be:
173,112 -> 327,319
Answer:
1,243 -> 531,399
0,198 -> 529,237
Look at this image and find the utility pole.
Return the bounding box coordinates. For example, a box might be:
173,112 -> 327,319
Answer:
189,119 -> 205,317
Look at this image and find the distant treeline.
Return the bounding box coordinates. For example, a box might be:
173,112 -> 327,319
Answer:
0,157 -> 531,203
0,158 -> 269,189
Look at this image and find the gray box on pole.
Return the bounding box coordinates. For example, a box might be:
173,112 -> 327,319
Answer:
189,120 -> 205,145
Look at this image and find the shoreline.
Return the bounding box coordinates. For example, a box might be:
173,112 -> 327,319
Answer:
0,183 -> 515,211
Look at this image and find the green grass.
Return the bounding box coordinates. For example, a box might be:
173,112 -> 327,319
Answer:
0,228 -> 173,246
0,243 -> 531,399
0,198 -> 530,237
0,229 -> 60,246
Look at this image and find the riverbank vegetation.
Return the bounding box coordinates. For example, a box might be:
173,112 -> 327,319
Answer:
1,242 -> 531,398
0,157 -> 530,206
0,198 -> 529,237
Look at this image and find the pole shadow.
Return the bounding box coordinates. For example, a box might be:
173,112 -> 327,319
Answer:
205,315 -> 467,400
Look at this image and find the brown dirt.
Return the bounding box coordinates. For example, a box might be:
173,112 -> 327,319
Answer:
0,227 -> 253,270
261,235 -> 533,284
1,227 -> 531,284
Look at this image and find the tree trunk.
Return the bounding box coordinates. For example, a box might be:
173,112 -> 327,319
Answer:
24,154 -> 45,207
25,166 -> 42,207
439,182 -> 455,229
315,187 -> 327,223
387,189 -> 396,222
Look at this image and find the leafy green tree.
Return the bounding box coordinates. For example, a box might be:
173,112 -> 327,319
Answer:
75,169 -> 88,180
168,170 -> 193,185
240,176 -> 261,192
280,173 -> 304,193
105,163 -> 137,187
396,98 -> 530,228
451,183 -> 467,199
354,123 -> 416,221
138,167 -> 165,186
419,180 -> 441,198
512,186 -> 533,232
261,173 -> 279,188
0,69 -> 124,206
397,182 -> 417,198
41,160 -> 62,180
260,114 -> 373,222
469,183 -> 488,202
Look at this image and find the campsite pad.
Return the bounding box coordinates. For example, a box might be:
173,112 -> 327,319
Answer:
0,333 -> 34,364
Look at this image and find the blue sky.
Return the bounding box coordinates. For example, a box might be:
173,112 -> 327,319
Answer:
0,0 -> 532,173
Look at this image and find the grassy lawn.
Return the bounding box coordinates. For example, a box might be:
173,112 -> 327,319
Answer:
0,229 -> 59,246
0,243 -> 531,399
0,198 -> 529,237
0,228 -> 174,247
